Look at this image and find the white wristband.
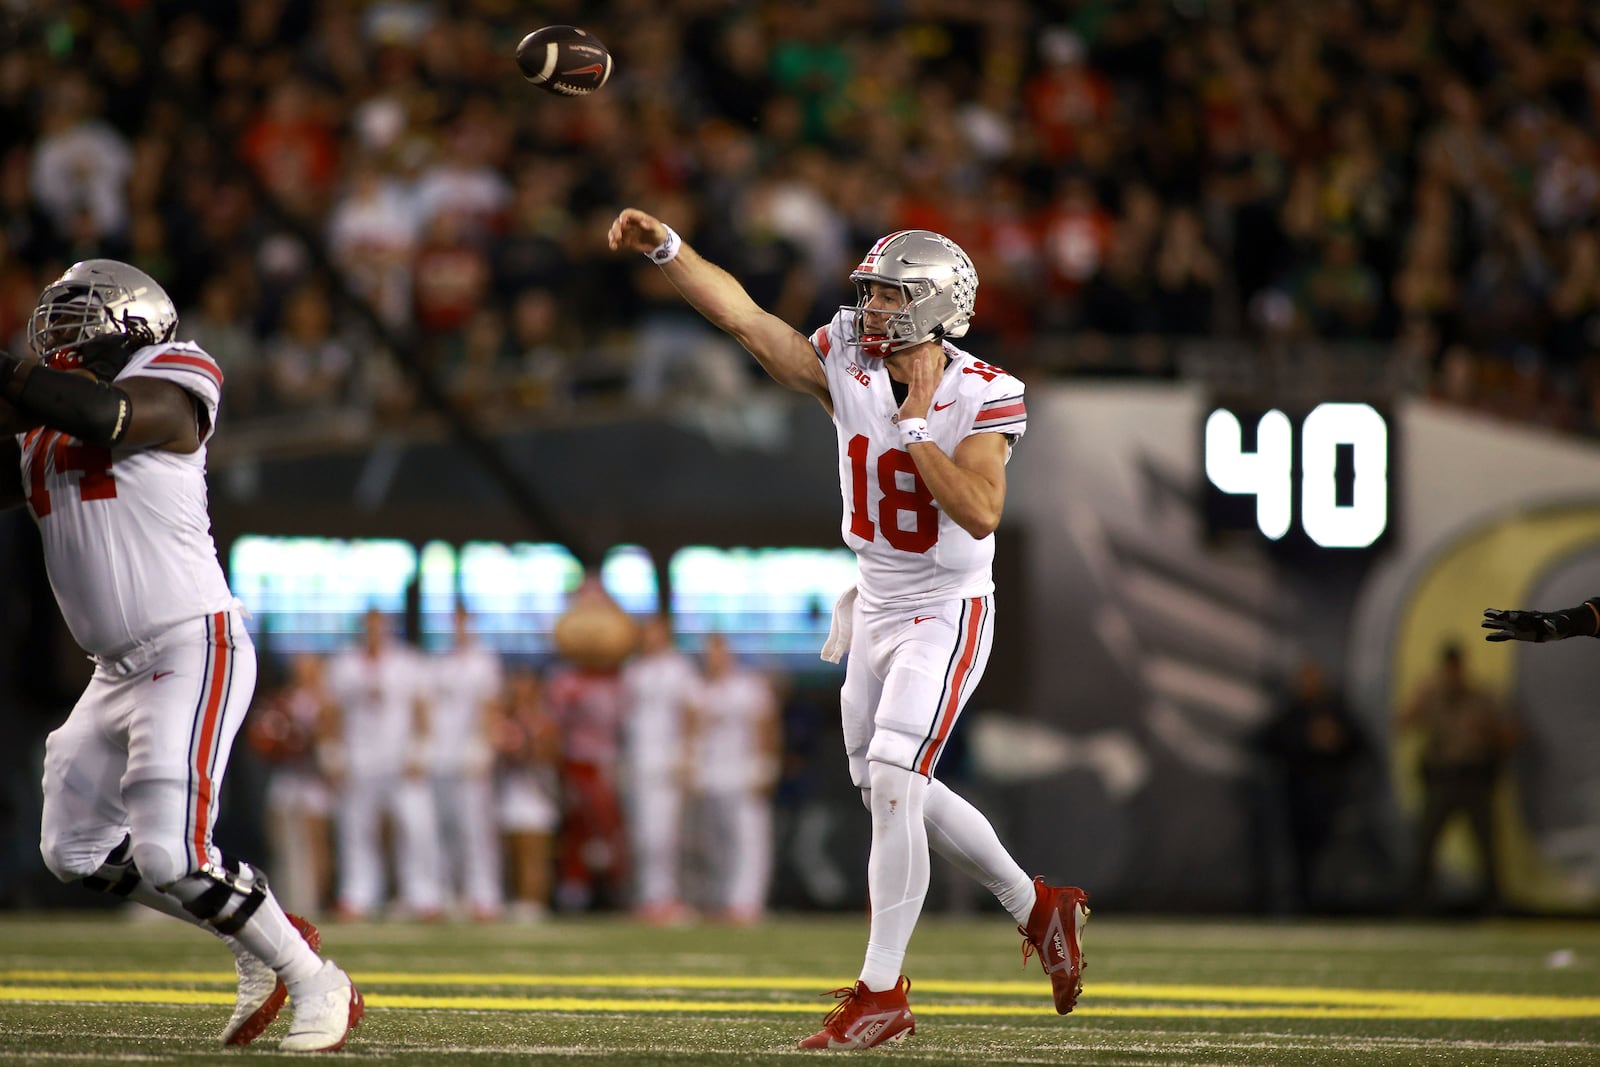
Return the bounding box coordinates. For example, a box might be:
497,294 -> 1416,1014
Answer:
647,225 -> 681,265
899,417 -> 933,446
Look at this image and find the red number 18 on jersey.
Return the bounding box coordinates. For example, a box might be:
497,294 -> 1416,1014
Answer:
847,434 -> 938,553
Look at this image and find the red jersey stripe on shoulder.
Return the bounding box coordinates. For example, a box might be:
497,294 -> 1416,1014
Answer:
811,326 -> 832,359
975,401 -> 1026,422
150,351 -> 224,388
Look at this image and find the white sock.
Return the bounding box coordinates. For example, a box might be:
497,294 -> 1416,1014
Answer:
858,762 -> 929,992
287,958 -> 345,999
924,778 -> 1036,925
233,891 -> 325,987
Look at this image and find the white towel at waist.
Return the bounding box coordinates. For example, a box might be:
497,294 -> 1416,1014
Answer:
820,584 -> 858,664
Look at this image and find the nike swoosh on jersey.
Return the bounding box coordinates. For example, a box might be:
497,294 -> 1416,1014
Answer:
933,400 -> 955,411
913,615 -> 937,624
153,670 -> 175,681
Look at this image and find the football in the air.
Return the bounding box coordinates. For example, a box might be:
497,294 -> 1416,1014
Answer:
515,25 -> 612,96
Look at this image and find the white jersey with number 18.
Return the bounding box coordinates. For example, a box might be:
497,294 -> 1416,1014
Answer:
810,310 -> 1027,610
19,341 -> 234,659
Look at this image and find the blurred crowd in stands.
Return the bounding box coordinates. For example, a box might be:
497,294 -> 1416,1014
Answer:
245,604 -> 787,924
3,0 -> 1600,434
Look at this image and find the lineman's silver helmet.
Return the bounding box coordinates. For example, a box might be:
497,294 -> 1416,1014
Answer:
28,259 -> 178,367
845,230 -> 978,356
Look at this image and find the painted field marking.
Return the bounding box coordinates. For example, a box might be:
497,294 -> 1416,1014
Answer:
2,976 -> 1599,1020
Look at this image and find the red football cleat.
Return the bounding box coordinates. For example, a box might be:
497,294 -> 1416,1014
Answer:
1020,877 -> 1089,1014
220,913 -> 321,1046
797,976 -> 915,1051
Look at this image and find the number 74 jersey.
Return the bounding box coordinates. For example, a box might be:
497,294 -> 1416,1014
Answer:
18,342 -> 235,659
811,310 -> 1027,610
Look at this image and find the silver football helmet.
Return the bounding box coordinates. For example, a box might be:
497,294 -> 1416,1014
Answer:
28,259 -> 178,368
844,230 -> 978,356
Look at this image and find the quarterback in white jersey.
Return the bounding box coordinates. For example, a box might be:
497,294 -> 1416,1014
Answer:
810,306 -> 1026,610
0,260 -> 361,1052
609,214 -> 1089,1049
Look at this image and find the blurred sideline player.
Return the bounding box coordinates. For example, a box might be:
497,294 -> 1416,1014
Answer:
493,665 -> 562,921
620,613 -> 697,924
428,604 -> 505,920
0,259 -> 361,1051
685,632 -> 780,925
323,606 -> 444,920
609,212 -> 1089,1049
246,651 -> 337,917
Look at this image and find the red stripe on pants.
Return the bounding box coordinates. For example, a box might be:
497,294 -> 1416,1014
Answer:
190,612 -> 229,866
917,598 -> 983,776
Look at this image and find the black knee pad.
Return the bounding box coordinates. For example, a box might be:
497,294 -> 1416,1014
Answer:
166,856 -> 270,936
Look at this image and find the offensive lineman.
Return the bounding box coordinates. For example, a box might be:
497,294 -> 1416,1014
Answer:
608,212 -> 1090,1049
0,260 -> 362,1051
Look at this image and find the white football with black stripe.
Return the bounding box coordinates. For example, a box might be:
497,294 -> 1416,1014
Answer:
515,25 -> 612,97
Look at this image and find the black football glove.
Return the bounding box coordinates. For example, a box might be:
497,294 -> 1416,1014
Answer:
70,331 -> 148,381
1481,608 -> 1561,643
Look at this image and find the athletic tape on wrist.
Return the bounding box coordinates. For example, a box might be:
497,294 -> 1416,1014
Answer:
647,225 -> 681,265
899,417 -> 932,446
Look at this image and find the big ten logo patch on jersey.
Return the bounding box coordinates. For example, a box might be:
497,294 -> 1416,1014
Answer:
845,360 -> 872,387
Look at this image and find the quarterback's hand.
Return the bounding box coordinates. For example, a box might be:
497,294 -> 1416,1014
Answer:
607,208 -> 669,256
895,347 -> 944,421
1482,608 -> 1559,642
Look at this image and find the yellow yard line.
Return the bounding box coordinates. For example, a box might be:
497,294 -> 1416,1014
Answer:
1,982 -> 1598,1020
6,969 -> 1600,1011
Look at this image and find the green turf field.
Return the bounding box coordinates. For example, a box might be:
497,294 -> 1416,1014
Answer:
2,910 -> 1599,1065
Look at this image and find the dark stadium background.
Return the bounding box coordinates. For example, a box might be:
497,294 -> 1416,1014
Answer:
4,0 -> 1600,921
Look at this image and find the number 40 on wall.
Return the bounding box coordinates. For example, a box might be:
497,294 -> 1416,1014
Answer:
1203,402 -> 1391,550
